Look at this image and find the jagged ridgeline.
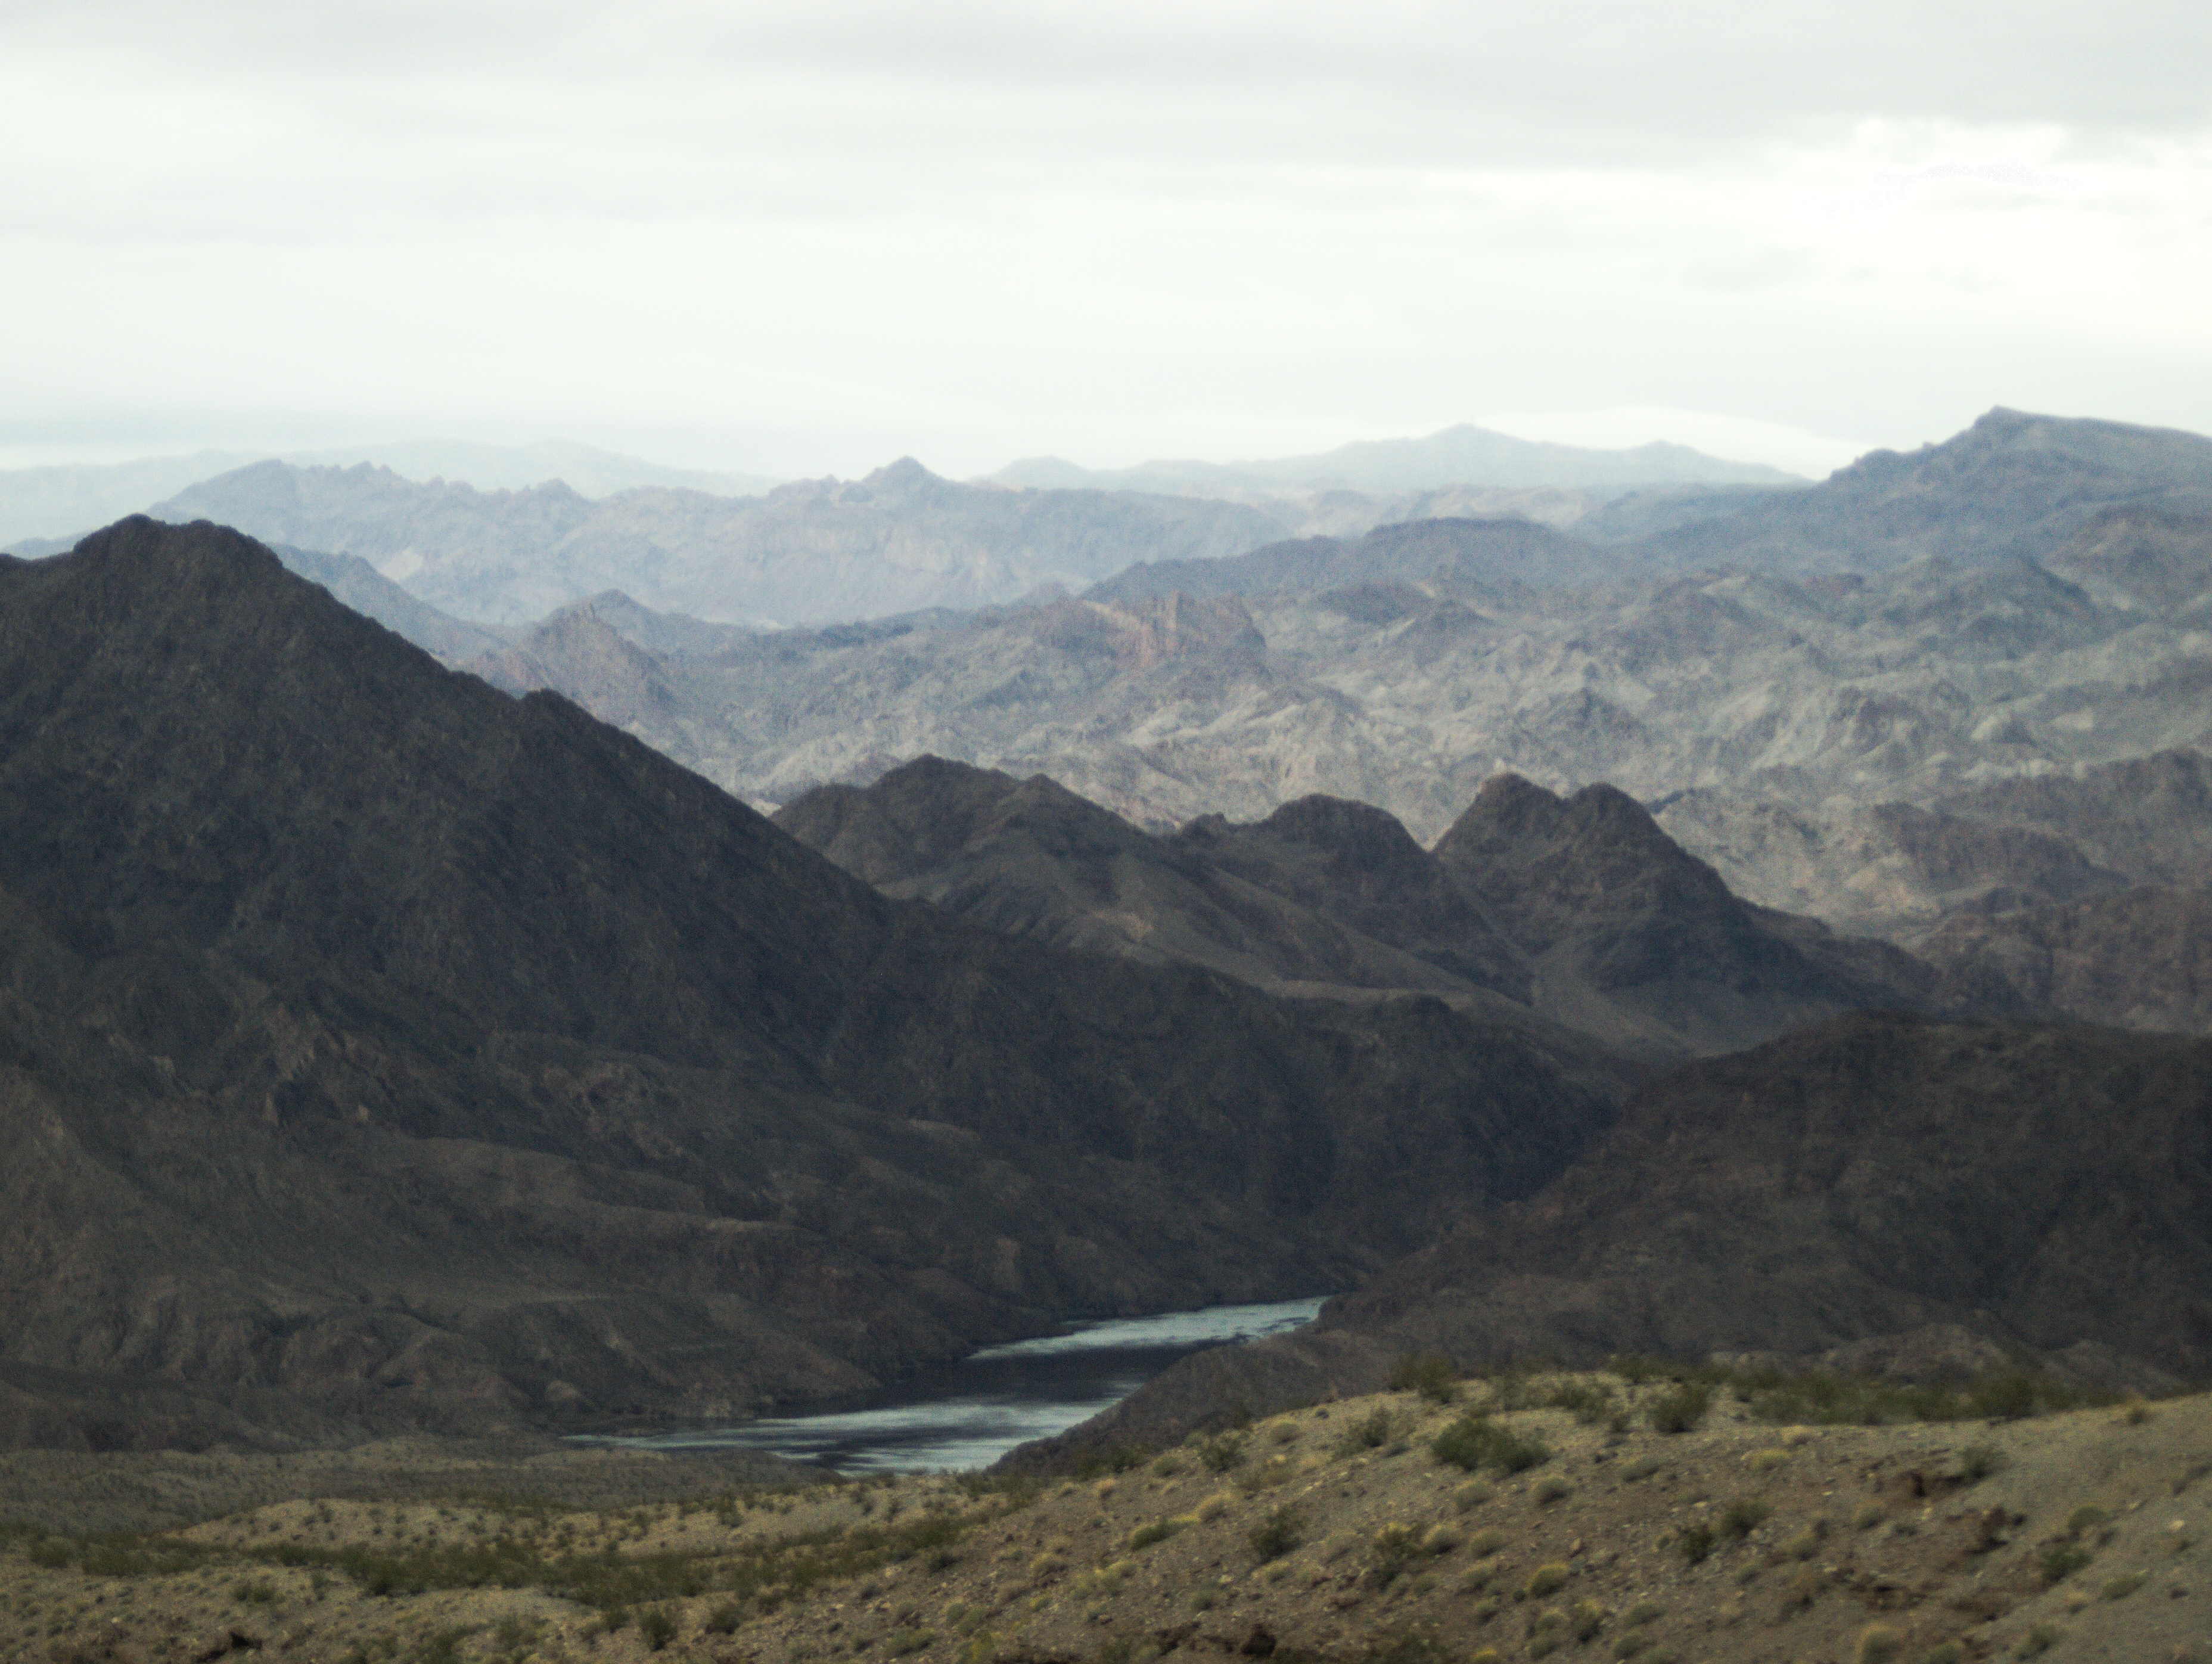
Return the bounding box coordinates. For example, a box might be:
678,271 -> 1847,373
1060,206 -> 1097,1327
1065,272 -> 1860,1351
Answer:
0,519 -> 1615,1451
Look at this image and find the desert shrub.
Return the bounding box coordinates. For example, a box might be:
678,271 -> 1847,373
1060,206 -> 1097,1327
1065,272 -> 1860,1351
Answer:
637,1606 -> 678,1651
1677,1524 -> 1714,1566
1957,1442 -> 2007,1482
1195,1433 -> 1246,1474
1466,1526 -> 1508,1556
1618,1456 -> 1664,1482
1645,1383 -> 1713,1434
1747,1447 -> 1790,1473
1570,1598 -> 1607,1641
1247,1506 -> 1303,1563
1720,1498 -> 1770,1539
703,1600 -> 744,1634
1524,1561 -> 1570,1598
1781,1522 -> 1826,1560
1338,1408 -> 1401,1455
1621,1601 -> 1663,1627
1607,1354 -> 1664,1385
1431,1415 -> 1549,1475
2013,1625 -> 2059,1659
1354,1626 -> 1456,1664
1854,1623 -> 1904,1663
886,1629 -> 936,1657
2065,1504 -> 2108,1537
1125,1518 -> 1186,1552
1533,1476 -> 1573,1504
2039,1543 -> 2092,1585
1389,1353 -> 1462,1405
2099,1570 -> 2145,1600
1452,1479 -> 1494,1513
231,1580 -> 278,1606
1369,1523 -> 1423,1587
1195,1491 -> 1237,1523
1419,1522 -> 1459,1556
1550,1380 -> 1617,1425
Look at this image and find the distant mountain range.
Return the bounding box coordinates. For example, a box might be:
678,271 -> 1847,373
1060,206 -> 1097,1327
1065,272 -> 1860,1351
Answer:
0,439 -> 780,547
991,421 -> 1805,494
146,457 -> 1288,626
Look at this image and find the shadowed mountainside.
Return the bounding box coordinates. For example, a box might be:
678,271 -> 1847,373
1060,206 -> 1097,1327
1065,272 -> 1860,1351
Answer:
0,519 -> 1617,1449
776,759 -> 1955,1059
1020,1012 -> 2212,1463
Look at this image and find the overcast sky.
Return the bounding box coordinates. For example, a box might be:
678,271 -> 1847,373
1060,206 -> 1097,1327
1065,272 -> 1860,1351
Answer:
4,0 -> 2207,479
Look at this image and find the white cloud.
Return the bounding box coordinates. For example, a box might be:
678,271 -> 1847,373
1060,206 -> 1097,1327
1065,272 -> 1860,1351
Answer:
3,2 -> 2208,476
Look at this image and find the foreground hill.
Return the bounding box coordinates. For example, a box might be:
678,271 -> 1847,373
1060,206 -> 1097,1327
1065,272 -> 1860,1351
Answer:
0,519 -> 1615,1448
150,458 -> 1285,625
5,1376 -> 2205,1664
777,760 -> 1949,1058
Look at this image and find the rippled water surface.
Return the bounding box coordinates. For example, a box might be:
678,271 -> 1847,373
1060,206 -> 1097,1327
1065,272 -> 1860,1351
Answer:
582,1296 -> 1327,1474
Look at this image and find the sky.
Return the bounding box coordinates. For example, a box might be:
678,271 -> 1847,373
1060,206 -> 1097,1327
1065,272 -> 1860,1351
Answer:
4,0 -> 2208,481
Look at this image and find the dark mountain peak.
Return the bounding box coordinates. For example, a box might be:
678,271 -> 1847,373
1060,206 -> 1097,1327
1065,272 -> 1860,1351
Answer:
1436,775 -> 1725,916
1439,771 -> 1568,843
0,519 -> 1616,1446
772,755 -> 1137,888
1254,794 -> 1430,877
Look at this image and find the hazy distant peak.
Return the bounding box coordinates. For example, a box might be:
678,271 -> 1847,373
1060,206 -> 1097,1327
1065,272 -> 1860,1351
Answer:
990,422 -> 1803,496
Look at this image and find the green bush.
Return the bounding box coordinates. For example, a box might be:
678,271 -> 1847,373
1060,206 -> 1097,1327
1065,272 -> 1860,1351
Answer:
1338,1408 -> 1400,1455
1370,1523 -> 1424,1587
638,1607 -> 678,1651
1431,1415 -> 1549,1475
1389,1353 -> 1462,1405
1719,1499 -> 1770,1540
1645,1382 -> 1713,1434
1247,1507 -> 1303,1563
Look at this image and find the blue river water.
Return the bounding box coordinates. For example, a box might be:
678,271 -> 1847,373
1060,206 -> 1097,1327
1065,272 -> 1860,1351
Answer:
577,1295 -> 1328,1474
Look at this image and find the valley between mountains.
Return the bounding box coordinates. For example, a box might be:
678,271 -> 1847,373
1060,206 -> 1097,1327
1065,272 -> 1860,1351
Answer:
1,411 -> 2210,1664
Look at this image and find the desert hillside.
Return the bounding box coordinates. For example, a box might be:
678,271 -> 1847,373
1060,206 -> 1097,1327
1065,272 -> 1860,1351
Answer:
3,1368 -> 2204,1664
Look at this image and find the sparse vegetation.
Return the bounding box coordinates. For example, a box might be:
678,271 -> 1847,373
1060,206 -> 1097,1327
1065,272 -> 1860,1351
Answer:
1389,1353 -> 1462,1405
1431,1414 -> 1551,1476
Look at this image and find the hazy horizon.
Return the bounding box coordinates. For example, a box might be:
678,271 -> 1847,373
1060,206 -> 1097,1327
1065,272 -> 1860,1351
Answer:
5,1 -> 2205,480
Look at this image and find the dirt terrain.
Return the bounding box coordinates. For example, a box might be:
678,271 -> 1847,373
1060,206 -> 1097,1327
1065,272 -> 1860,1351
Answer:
4,1370 -> 2205,1664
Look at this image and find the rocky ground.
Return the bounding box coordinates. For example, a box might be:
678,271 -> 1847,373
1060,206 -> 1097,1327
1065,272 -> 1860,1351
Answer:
5,1371 -> 2205,1664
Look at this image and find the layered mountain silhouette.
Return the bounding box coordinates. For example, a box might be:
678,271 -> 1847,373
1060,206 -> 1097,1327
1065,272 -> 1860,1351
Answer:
991,423 -> 1801,495
150,458 -> 1285,626
1088,517 -> 1622,605
0,519 -> 1619,1448
1633,407 -> 2212,575
775,759 -> 1952,1059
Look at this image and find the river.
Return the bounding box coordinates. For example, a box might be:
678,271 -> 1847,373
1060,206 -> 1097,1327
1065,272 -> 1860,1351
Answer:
577,1295 -> 1328,1474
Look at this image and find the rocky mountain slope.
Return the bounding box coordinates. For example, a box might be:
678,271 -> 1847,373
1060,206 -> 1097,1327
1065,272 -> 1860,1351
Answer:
1635,406 -> 2212,575
775,759 -> 1953,1059
461,495 -> 2212,862
1063,1012 -> 2212,1457
151,458 -> 1287,626
1089,516 -> 1626,603
0,519 -> 1619,1449
1916,887 -> 2212,1034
